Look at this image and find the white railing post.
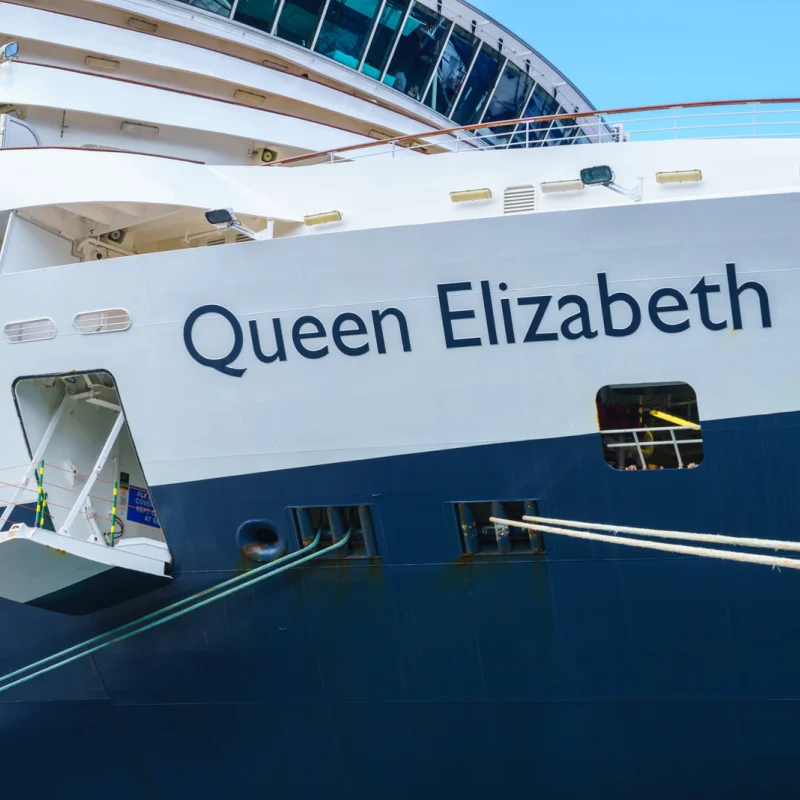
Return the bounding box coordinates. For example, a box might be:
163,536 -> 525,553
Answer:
58,411 -> 125,537
0,393 -> 70,530
633,430 -> 646,469
669,428 -> 684,468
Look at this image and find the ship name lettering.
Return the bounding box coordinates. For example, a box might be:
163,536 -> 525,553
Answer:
183,304 -> 412,377
436,263 -> 771,349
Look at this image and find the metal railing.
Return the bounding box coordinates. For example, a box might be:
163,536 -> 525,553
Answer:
600,425 -> 703,470
266,98 -> 800,168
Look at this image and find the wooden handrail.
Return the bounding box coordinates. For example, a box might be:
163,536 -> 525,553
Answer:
265,97 -> 800,167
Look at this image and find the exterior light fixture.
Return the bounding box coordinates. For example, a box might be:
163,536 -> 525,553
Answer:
540,179 -> 584,194
234,89 -> 267,105
580,165 -> 642,202
127,17 -> 158,33
85,56 -> 120,71
0,42 -> 19,64
205,209 -> 273,241
656,170 -> 702,184
304,211 -> 342,226
450,188 -> 492,203
120,121 -> 159,138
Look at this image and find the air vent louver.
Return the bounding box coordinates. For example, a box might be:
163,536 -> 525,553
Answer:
503,185 -> 536,214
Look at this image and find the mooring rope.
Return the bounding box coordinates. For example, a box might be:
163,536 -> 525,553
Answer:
491,518 -> 800,570
523,515 -> 800,552
0,529 -> 349,695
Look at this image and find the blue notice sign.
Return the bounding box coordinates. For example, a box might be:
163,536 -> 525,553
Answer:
126,486 -> 160,528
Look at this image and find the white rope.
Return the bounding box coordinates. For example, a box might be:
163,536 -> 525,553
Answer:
489,518 -> 800,571
522,515 -> 800,553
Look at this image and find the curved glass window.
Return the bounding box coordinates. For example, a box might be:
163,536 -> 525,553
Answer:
361,0 -> 410,79
479,62 -> 533,146
382,3 -> 449,101
314,0 -> 384,67
514,83 -> 559,144
482,63 -> 533,125
233,0 -> 278,32
549,107 -> 579,145
276,0 -> 327,47
423,23 -> 477,116
451,43 -> 504,126
177,0 -> 232,15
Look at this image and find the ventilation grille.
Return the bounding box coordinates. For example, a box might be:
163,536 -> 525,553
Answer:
4,318 -> 56,343
74,309 -> 131,335
504,185 -> 536,214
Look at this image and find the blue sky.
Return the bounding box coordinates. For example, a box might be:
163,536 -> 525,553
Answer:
478,0 -> 800,109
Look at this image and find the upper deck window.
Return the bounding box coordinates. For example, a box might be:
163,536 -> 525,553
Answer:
480,61 -> 534,146
596,382 -> 704,470
179,0 -> 232,16
233,0 -> 279,32
482,62 -> 533,126
276,0 -> 327,47
452,42 -> 504,126
423,23 -> 478,116
382,3 -> 450,100
548,107 -> 580,146
361,0 -> 410,79
314,0 -> 384,67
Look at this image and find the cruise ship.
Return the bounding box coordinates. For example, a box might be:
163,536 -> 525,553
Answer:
2,0 -> 800,796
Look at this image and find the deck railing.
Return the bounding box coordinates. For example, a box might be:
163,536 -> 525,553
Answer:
266,98 -> 800,168
600,425 -> 703,470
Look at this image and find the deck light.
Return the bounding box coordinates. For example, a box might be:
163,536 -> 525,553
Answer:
120,121 -> 159,137
85,56 -> 120,71
580,165 -> 642,202
0,42 -> 19,64
304,211 -> 342,226
450,188 -> 492,203
540,179 -> 584,194
127,17 -> 158,33
205,209 -> 272,241
234,89 -> 267,105
656,169 -> 702,184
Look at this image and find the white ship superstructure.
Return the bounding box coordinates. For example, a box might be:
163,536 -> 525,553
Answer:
3,0 -> 800,797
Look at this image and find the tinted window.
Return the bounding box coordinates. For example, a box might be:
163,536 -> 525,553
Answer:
480,62 -> 533,145
233,0 -> 278,31
451,43 -> 504,126
178,0 -> 232,15
314,0 -> 383,67
515,83 -> 559,144
275,0 -> 327,47
483,63 -> 533,125
423,23 -> 477,116
548,107 -> 579,145
361,0 -> 410,79
383,3 -> 449,101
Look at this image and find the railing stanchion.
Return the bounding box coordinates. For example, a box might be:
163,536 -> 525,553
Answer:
670,428 -> 684,468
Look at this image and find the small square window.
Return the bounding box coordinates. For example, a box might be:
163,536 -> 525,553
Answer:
596,382 -> 703,470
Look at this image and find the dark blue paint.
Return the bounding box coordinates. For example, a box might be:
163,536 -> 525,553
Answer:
3,410 -> 800,796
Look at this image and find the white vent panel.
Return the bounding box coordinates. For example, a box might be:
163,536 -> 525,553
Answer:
74,309 -> 131,334
504,185 -> 536,214
3,318 -> 56,343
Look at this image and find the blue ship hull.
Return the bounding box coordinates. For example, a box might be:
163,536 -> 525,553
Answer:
3,410 -> 800,798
